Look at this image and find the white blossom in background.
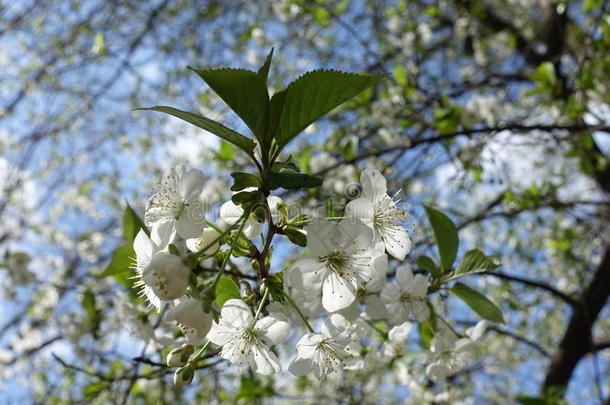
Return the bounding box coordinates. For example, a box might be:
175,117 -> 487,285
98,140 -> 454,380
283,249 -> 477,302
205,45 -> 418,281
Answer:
145,166 -> 205,240
186,227 -> 221,254
288,218 -> 387,312
381,265 -> 430,324
165,299 -> 213,344
381,321 -> 413,359
207,299 -> 290,375
424,321 -> 486,382
288,314 -> 358,378
219,195 -> 283,240
346,169 -> 412,260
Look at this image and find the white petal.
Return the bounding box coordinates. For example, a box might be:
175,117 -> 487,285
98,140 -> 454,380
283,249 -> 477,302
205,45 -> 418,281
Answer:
296,333 -> 324,356
410,274 -> 430,297
365,252 -> 388,292
383,227 -> 412,261
395,265 -> 414,289
386,303 -> 409,326
151,221 -> 174,248
178,168 -> 205,202
219,201 -> 244,225
243,219 -> 263,240
288,357 -> 313,376
304,219 -> 337,257
365,295 -> 387,321
345,198 -> 375,228
255,315 -> 290,345
220,299 -> 253,329
266,196 -> 283,224
380,283 -> 400,304
176,212 -> 203,239
251,343 -> 281,375
322,272 -> 357,312
361,168 -> 387,203
321,313 -> 349,337
388,321 -> 413,343
410,300 -> 430,322
206,322 -> 234,346
286,257 -> 326,290
133,230 -> 154,264
337,299 -> 360,321
337,219 -> 374,252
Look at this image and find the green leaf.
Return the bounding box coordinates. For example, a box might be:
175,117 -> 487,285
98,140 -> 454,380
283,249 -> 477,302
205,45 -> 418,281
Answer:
231,189 -> 264,207
217,141 -> 235,161
100,244 -> 133,277
257,48 -> 274,82
532,62 -> 557,88
450,249 -> 499,280
284,226 -> 307,247
418,303 -> 436,349
267,171 -> 323,189
230,172 -> 261,191
188,68 -> 269,141
424,205 -> 459,272
136,106 -> 256,154
416,255 -> 441,278
271,70 -> 385,149
123,202 -> 148,241
450,282 -> 504,323
215,275 -> 241,308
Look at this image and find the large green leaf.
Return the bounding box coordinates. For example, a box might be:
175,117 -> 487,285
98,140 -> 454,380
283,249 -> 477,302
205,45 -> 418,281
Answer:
271,70 -> 385,149
446,249 -> 499,281
100,244 -> 133,277
136,106 -> 256,154
424,205 -> 459,272
188,68 -> 269,141
257,48 -> 274,82
267,171 -> 323,189
451,282 -> 504,323
123,202 -> 148,241
215,275 -> 241,308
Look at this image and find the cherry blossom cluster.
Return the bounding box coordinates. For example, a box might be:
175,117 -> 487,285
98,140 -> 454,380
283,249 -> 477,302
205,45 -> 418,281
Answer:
130,165 -> 486,386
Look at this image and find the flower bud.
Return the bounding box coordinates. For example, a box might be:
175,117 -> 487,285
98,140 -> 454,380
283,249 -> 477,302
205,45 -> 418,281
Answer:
173,366 -> 194,387
186,228 -> 221,254
165,299 -> 213,344
142,253 -> 190,301
166,344 -> 194,367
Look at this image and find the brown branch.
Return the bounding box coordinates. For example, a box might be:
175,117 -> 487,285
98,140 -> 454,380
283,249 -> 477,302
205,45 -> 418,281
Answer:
543,245 -> 610,391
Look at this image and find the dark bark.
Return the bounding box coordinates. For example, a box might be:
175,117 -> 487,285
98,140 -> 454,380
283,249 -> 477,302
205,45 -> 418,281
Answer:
543,246 -> 610,391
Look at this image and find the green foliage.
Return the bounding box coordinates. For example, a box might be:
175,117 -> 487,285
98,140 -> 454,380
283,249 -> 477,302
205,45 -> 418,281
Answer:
257,48 -> 274,82
215,275 -> 241,307
123,202 -> 148,241
527,62 -> 558,96
81,289 -> 102,338
189,67 -> 270,143
136,106 -> 256,154
267,171 -> 323,189
270,70 -> 385,150
424,205 -> 459,272
230,172 -> 261,191
418,303 -> 437,349
416,255 -> 441,277
443,249 -> 499,282
100,244 -> 133,277
283,226 -> 307,247
451,282 -> 504,323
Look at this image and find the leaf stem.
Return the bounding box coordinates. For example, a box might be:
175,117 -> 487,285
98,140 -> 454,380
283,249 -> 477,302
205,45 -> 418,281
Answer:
189,340 -> 211,364
210,211 -> 250,291
253,286 -> 270,323
284,293 -> 315,333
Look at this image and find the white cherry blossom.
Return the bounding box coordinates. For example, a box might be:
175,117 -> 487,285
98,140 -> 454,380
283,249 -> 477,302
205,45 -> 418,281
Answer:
219,195 -> 282,240
145,166 -> 205,240
345,168 -> 412,260
381,265 -> 430,323
165,299 -> 213,344
288,218 -> 386,312
186,227 -> 221,254
207,299 -> 290,375
288,314 -> 358,378
424,321 -> 485,382
142,253 -> 190,302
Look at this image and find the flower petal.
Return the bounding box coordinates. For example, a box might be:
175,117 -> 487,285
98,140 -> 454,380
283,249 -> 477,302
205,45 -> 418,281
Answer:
395,265 -> 414,289
219,299 -> 253,329
176,211 -> 203,239
250,343 -> 281,375
288,357 -> 313,377
361,168 -> 387,203
382,227 -> 412,261
178,168 -> 205,202
345,198 -> 375,228
322,272 -> 357,312
255,315 -> 290,345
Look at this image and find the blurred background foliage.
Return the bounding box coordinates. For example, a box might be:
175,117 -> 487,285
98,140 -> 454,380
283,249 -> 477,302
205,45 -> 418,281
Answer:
0,0 -> 609,403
